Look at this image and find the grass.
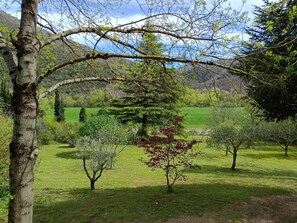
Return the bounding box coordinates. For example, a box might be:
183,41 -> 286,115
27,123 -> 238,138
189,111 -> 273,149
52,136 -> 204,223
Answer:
46,107 -> 215,129
2,142 -> 296,222
181,107 -> 214,128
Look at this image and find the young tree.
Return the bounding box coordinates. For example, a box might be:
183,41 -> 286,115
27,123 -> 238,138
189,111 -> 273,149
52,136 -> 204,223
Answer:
257,119 -> 297,156
208,123 -> 254,170
208,105 -> 255,170
76,136 -> 113,190
77,115 -> 128,189
0,0 -> 248,221
54,90 -> 65,122
110,26 -> 181,139
138,117 -> 200,192
241,0 -> 297,121
79,107 -> 86,122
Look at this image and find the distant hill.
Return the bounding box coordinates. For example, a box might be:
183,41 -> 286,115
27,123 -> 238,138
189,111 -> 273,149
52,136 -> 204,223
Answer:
0,10 -> 19,31
0,10 -> 117,95
178,60 -> 245,93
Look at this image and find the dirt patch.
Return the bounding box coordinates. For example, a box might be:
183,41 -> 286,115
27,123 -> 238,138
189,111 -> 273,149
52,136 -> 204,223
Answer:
166,194 -> 297,223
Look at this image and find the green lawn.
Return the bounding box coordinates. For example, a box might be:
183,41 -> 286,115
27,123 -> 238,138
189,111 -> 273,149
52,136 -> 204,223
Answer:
2,142 -> 296,222
46,107 -> 215,129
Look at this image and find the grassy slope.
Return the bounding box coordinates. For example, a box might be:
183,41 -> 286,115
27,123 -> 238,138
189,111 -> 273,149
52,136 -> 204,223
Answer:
1,142 -> 296,222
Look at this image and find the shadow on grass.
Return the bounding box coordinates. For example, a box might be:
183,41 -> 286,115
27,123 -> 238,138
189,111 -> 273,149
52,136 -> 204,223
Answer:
185,164 -> 297,181
33,184 -> 289,223
242,151 -> 297,160
55,151 -> 79,159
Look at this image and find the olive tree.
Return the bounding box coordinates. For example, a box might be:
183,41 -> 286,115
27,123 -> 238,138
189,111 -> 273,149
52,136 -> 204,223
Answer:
77,115 -> 129,189
0,0 -> 249,222
257,119 -> 297,156
208,105 -> 256,170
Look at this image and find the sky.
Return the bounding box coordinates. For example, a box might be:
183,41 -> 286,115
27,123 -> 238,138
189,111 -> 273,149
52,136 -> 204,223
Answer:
1,0 -> 264,25
0,0 -> 265,52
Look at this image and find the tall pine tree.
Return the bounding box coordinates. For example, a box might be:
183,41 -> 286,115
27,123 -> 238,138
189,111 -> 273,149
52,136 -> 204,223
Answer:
241,0 -> 297,120
110,23 -> 181,139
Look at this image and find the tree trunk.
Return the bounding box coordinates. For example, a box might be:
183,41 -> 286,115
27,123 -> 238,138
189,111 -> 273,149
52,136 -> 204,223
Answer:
9,84 -> 38,223
137,114 -> 148,140
90,179 -> 95,190
284,145 -> 288,156
8,1 -> 39,222
231,148 -> 237,170
166,170 -> 173,193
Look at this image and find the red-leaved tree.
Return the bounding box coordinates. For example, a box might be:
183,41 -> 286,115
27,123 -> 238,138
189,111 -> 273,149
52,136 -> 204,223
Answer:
138,117 -> 201,193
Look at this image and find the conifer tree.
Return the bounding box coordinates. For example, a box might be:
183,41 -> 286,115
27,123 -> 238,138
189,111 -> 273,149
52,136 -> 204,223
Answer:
54,90 -> 65,122
79,107 -> 87,122
110,23 -> 181,139
242,0 -> 297,120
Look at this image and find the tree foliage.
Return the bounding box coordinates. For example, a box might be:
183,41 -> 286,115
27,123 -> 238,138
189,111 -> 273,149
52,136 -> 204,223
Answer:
256,119 -> 297,156
110,25 -> 181,139
0,80 -> 11,114
77,114 -> 129,189
79,107 -> 86,122
208,106 -> 255,170
241,0 -> 297,120
138,117 -> 200,192
54,90 -> 65,122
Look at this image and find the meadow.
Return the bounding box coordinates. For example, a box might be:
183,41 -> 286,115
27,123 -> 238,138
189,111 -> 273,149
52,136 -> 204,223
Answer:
46,107 -> 215,129
1,107 -> 297,222
2,143 -> 296,223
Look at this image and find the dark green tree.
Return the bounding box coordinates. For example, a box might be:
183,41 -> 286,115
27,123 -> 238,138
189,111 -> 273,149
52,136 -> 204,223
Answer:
54,91 -> 65,122
241,0 -> 297,121
110,24 -> 181,139
79,107 -> 87,122
0,80 -> 11,114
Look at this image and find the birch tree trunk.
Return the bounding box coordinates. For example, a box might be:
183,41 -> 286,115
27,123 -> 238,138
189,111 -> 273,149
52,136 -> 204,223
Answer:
8,1 -> 39,222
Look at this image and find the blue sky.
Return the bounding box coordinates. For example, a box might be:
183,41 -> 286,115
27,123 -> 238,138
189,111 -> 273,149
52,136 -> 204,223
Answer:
0,0 -> 265,54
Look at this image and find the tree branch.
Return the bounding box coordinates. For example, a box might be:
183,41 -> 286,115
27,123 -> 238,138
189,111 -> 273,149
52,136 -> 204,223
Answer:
36,51 -> 251,86
0,33 -> 18,79
38,76 -> 126,100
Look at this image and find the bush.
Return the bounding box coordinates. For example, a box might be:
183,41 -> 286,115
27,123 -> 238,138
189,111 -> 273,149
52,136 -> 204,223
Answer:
36,117 -> 54,145
54,122 -> 79,146
0,114 -> 12,187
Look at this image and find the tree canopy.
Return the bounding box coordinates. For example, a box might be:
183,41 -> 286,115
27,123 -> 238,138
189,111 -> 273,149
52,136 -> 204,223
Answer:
241,0 -> 297,120
110,25 -> 181,139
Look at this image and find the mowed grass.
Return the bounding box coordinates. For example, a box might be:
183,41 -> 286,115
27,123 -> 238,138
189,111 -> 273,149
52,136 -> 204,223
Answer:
1,142 -> 296,222
46,107 -> 214,129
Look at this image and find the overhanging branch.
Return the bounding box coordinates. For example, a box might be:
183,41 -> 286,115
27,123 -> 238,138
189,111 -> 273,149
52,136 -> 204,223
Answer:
38,76 -> 125,100
37,51 -> 252,85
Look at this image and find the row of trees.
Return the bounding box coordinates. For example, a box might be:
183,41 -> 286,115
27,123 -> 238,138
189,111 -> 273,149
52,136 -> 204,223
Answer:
208,105 -> 297,170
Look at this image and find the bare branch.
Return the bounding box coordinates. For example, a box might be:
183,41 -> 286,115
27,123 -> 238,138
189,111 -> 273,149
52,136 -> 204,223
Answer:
36,50 -> 252,86
38,76 -> 126,100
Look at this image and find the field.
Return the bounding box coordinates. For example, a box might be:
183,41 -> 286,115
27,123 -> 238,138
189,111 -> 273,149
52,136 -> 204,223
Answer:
46,107 -> 215,129
1,142 -> 297,222
1,107 -> 297,222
